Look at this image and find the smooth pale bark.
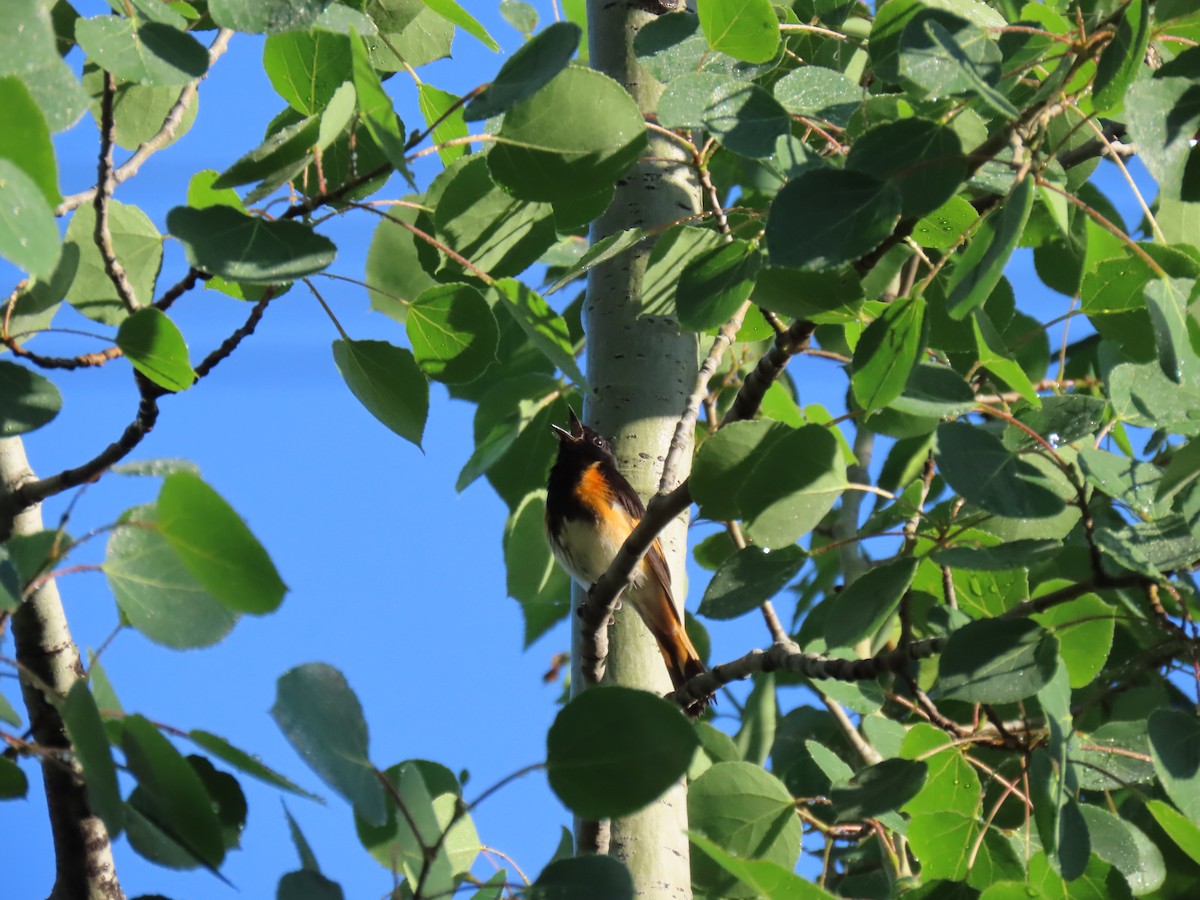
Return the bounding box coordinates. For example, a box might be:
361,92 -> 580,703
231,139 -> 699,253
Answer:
1,438 -> 124,900
573,2 -> 701,896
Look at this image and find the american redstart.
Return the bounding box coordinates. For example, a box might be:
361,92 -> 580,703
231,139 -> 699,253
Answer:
545,408 -> 709,714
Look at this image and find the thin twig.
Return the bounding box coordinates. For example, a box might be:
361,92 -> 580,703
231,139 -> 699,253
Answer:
194,291 -> 274,380
57,29 -> 235,216
94,71 -> 140,314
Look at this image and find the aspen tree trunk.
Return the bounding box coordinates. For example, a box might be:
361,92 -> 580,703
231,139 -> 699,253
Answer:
573,3 -> 701,896
1,438 -> 123,900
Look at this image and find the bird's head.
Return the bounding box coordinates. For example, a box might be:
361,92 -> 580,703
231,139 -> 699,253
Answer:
550,407 -> 615,464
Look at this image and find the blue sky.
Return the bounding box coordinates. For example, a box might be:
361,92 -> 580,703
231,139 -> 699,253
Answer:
0,3 -> 1158,899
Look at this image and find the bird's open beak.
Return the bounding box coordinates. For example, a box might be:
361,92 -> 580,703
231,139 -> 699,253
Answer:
551,406 -> 585,442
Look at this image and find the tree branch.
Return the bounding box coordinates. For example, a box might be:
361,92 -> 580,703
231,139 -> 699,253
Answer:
56,29 -> 235,216
93,71 -> 139,314
671,638 -> 945,710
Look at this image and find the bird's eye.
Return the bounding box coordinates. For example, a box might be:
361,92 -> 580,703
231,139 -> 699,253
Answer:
593,436 -> 605,448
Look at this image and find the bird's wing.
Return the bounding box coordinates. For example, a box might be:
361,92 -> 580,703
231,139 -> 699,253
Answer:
607,470 -> 680,614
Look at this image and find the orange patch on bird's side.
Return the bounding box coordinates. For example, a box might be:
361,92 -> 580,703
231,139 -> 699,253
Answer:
575,463 -> 615,512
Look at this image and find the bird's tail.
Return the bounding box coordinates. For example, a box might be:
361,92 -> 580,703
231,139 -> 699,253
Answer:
639,594 -> 713,717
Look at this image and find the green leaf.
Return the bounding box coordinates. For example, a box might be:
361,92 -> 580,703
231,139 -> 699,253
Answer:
1057,450 -> 1148,510
1081,805 -> 1165,896
416,82 -> 467,166
500,0 -> 538,36
104,504 -> 239,649
767,169 -> 901,270
824,557 -> 919,649
211,114 -> 320,190
75,18 -> 208,87
901,15 -> 1016,117
676,240 -> 762,332
688,831 -> 835,899
432,155 -> 556,281
1109,358 -> 1200,436
900,723 -> 981,818
831,758 -> 927,822
262,27 -> 351,115
363,202 -> 437,323
423,0 -> 498,50
406,283 -> 498,384
734,672 -> 775,767
545,228 -> 646,295
1125,60 -> 1200,193
0,757 -> 27,799
532,855 -> 634,900
906,811 -> 983,882
0,0 -> 88,133
852,297 -> 927,413
913,195 -> 979,249
773,65 -> 862,127
116,308 -> 195,392
355,761 -> 478,889
845,119 -> 966,218
888,362 -> 976,418
502,494 -> 570,646
122,714 -> 226,868
60,682 -> 124,836
689,762 -> 802,898
1092,0 -> 1150,114
932,539 -> 1061,571
698,545 -> 806,620
1072,720 -> 1155,791
1159,438 -> 1200,505
971,311 -> 1040,405
546,687 -> 698,819
657,73 -> 789,159
465,21 -> 580,122
488,66 -> 647,202
691,421 -> 847,549
1143,278 -> 1196,384
1149,709 -> 1200,822
272,663 -> 385,825
276,870 -> 344,900
935,422 -> 1065,518
188,730 -> 318,800
348,28 -> 406,168
0,159 -> 60,280
642,226 -> 724,316
168,206 -> 336,284
492,279 -> 585,387
332,339 -> 428,448
939,617 -> 1057,703
0,360 -> 61,436
945,176 -> 1035,319
208,0 -> 334,34
697,0 -> 780,64
1031,584 -> 1114,689
156,471 -> 287,615
1146,798 -> 1200,866
0,76 -> 59,206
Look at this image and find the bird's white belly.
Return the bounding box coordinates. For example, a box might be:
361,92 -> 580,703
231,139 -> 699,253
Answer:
550,517 -> 647,589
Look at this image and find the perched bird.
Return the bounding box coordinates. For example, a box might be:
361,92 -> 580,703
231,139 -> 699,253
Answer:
545,407 -> 709,713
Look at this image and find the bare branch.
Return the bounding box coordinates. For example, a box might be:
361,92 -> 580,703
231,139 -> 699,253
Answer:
56,29 -> 235,216
94,71 -> 140,314
671,638 -> 946,711
194,290 -> 274,380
